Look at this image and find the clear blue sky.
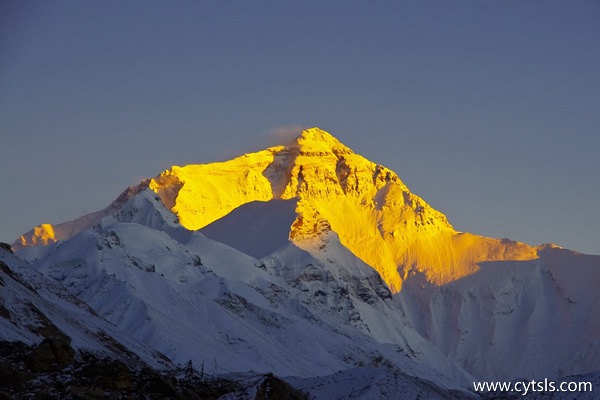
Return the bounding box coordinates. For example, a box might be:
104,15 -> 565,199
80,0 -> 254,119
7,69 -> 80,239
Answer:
1,1 -> 599,254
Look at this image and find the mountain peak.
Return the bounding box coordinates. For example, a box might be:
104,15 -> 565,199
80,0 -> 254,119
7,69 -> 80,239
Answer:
17,127 -> 539,292
290,127 -> 353,155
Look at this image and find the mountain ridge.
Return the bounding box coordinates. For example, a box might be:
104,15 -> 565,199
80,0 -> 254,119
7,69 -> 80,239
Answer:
17,128 -> 545,292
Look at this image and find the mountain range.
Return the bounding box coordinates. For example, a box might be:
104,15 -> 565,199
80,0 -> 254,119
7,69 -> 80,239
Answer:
3,127 -> 599,399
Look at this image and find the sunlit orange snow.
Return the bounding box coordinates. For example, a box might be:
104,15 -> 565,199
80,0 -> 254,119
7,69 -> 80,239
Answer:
19,223 -> 56,247
148,128 -> 538,292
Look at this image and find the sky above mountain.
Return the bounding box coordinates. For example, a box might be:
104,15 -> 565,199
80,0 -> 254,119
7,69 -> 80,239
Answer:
1,1 -> 599,254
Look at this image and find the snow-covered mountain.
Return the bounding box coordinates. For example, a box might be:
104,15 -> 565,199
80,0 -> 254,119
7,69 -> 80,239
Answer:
8,127 -> 600,398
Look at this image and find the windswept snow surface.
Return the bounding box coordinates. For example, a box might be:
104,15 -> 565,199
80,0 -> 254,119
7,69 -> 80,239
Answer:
0,248 -> 171,369
200,199 -> 298,258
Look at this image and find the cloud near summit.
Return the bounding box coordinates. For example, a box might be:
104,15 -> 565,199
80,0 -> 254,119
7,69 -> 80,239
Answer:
268,125 -> 308,145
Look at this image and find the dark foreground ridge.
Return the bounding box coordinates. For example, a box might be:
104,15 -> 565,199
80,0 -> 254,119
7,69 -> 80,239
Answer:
0,339 -> 308,400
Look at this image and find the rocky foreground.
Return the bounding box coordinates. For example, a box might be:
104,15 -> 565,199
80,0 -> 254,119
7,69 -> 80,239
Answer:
0,338 -> 307,400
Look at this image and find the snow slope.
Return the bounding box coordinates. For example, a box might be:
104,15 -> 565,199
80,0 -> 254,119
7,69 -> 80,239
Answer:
398,245 -> 600,380
200,199 -> 298,259
0,247 -> 171,369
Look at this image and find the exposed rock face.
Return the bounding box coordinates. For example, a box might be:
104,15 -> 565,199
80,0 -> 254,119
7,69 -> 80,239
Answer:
27,336 -> 75,372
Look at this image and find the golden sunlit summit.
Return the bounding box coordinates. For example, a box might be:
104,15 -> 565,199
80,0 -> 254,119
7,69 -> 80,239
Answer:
150,127 -> 538,292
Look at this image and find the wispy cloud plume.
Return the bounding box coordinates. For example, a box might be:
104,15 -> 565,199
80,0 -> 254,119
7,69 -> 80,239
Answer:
268,125 -> 308,145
